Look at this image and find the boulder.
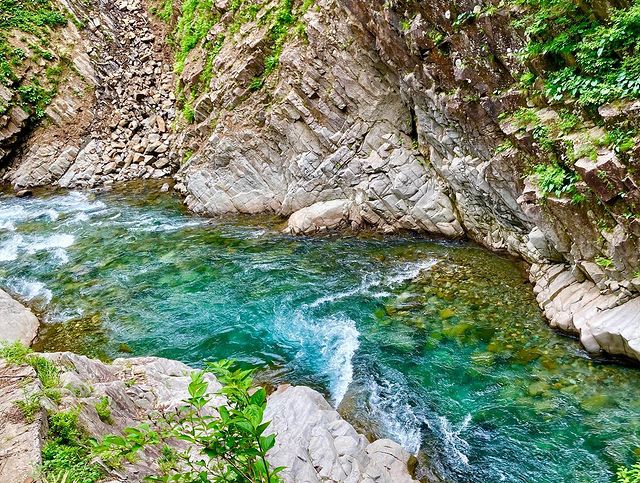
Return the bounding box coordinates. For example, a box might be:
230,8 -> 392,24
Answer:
265,384 -> 418,482
285,199 -> 353,235
0,289 -> 39,345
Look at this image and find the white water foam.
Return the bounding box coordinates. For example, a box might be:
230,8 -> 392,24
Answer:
435,413 -> 472,467
27,233 -> 75,253
274,309 -> 360,407
319,314 -> 360,405
367,370 -> 425,454
7,278 -> 52,305
0,234 -> 23,262
309,259 -> 437,308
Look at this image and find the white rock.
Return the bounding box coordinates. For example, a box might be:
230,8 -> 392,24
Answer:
0,289 -> 39,345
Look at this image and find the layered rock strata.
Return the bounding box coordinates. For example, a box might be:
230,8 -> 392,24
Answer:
1,0 -> 178,189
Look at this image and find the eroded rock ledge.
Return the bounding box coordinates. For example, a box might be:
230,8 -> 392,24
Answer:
1,353 -> 417,483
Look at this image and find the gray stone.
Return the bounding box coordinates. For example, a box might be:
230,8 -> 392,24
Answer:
0,289 -> 39,345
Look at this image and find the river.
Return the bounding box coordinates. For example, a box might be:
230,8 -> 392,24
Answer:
0,182 -> 638,482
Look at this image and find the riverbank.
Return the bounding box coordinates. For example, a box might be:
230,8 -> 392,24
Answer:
0,290 -> 418,483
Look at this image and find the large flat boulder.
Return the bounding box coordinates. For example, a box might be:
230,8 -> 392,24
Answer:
0,289 -> 39,345
285,199 -> 354,235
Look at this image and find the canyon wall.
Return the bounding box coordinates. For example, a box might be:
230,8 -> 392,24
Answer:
1,0 -> 639,360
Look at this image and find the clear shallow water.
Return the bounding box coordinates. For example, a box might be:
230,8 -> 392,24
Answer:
0,183 -> 639,482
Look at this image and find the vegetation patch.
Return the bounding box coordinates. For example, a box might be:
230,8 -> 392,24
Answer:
513,0 -> 640,106
0,0 -> 68,119
94,360 -> 283,481
42,409 -> 103,483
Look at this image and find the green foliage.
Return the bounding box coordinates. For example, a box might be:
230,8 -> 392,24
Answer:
514,0 -> 640,106
617,461 -> 640,483
173,0 -> 219,74
16,391 -> 41,423
0,340 -> 32,364
0,0 -> 67,91
495,139 -> 514,154
95,396 -> 112,424
156,0 -> 174,22
42,409 -> 103,483
0,0 -> 66,32
182,97 -> 195,123
30,355 -> 60,389
556,109 -> 580,133
603,128 -> 636,153
534,162 -> 578,198
94,360 -> 283,482
595,256 -> 614,268
511,107 -> 539,127
18,81 -> 54,117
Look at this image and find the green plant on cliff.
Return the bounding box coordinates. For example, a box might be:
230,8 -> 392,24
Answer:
95,396 -> 112,424
93,360 -> 283,482
534,162 -> 578,198
514,0 -> 640,106
41,409 -> 103,483
172,0 -> 220,74
0,0 -> 67,120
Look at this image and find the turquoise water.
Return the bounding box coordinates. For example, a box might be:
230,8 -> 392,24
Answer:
0,183 -> 639,482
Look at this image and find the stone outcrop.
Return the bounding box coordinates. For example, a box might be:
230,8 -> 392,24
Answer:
0,352 -> 417,482
266,385 -> 417,482
0,362 -> 45,483
1,0 -> 179,190
0,288 -> 39,345
531,263 -> 640,361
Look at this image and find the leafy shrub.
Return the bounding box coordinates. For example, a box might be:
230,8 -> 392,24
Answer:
30,355 -> 60,389
595,256 -> 614,268
534,163 -> 578,198
514,0 -> 640,106
16,391 -> 41,423
42,409 -> 103,483
94,360 -> 283,482
95,396 -> 112,424
0,340 -> 32,364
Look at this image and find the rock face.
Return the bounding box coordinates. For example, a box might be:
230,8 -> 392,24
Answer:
0,352 -> 417,482
266,385 -> 417,482
531,264 -> 640,361
0,289 -> 39,345
1,0 -> 178,189
0,362 -> 45,483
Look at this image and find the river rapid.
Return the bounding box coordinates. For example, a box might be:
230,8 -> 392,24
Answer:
0,182 -> 638,482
